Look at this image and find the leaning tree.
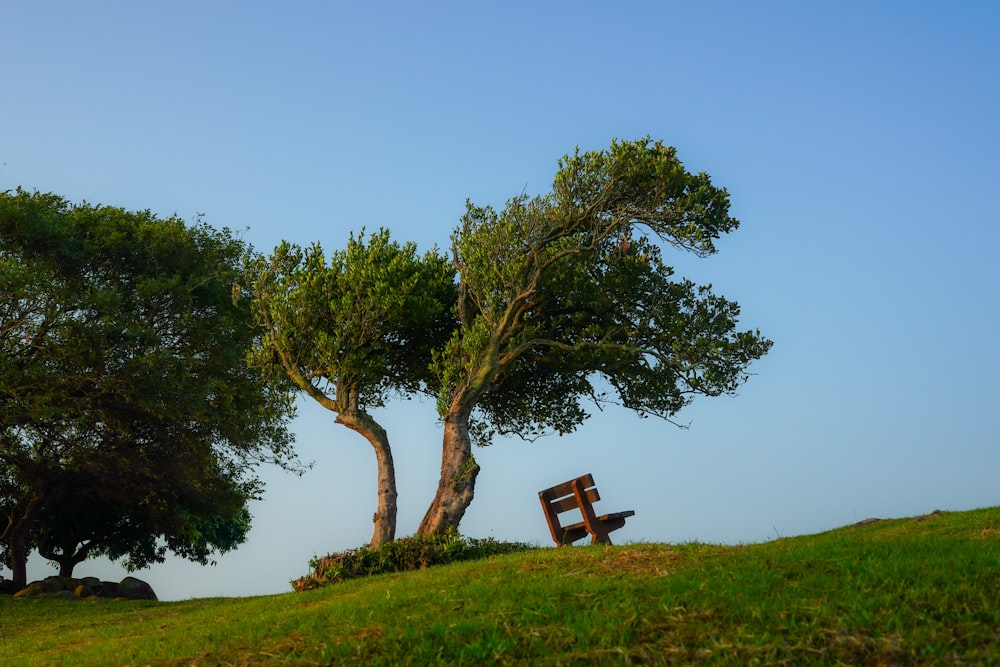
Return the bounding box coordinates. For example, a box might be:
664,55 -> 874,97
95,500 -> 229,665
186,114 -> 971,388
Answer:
419,138 -> 773,534
0,189 -> 297,590
243,230 -> 455,546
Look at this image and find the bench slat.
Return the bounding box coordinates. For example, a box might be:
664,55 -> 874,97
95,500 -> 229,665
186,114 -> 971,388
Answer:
547,488 -> 600,514
539,473 -> 596,502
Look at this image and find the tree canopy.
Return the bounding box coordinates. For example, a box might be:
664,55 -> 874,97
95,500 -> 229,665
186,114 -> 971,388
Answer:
419,138 -> 773,533
243,229 -> 455,545
27,447 -> 257,577
0,189 -> 296,589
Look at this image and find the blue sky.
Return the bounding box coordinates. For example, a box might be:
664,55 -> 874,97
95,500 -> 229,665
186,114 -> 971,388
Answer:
4,2 -> 998,600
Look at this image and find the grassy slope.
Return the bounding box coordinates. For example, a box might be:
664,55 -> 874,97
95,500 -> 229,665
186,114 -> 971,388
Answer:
3,507 -> 999,666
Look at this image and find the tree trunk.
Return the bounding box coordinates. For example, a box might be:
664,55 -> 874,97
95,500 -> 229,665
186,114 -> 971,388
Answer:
8,525 -> 29,592
4,494 -> 49,592
336,409 -> 397,547
417,407 -> 480,535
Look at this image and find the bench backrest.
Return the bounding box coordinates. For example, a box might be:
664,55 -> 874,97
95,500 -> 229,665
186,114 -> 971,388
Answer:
539,473 -> 600,514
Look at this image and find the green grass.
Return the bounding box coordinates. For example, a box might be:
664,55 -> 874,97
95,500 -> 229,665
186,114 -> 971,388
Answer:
4,507 -> 1000,665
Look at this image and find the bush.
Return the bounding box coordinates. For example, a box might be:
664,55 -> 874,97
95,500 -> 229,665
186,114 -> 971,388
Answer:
292,530 -> 537,591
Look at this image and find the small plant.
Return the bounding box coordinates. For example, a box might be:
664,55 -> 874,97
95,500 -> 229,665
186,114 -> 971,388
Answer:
291,529 -> 536,591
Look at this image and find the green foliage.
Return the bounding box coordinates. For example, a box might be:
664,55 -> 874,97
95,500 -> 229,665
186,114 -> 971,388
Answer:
435,138 -> 772,443
292,530 -> 537,591
3,507 -> 999,665
0,188 -> 297,584
243,228 -> 456,411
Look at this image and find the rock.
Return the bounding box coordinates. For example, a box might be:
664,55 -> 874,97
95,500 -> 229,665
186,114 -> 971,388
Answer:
53,590 -> 79,600
40,576 -> 65,593
97,581 -> 118,598
117,576 -> 157,601
13,584 -> 44,599
74,584 -> 95,598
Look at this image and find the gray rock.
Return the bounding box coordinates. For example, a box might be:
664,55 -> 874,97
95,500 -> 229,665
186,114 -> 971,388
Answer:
117,576 -> 157,600
39,576 -> 64,593
97,581 -> 118,598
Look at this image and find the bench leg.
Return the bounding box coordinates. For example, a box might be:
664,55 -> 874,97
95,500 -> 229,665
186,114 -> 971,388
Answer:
590,531 -> 612,545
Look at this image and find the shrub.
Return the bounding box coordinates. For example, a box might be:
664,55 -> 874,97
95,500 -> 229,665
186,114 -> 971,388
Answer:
292,530 -> 537,591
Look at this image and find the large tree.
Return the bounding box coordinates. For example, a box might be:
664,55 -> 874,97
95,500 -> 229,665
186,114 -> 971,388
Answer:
0,189 -> 296,590
419,138 -> 773,534
243,230 -> 455,546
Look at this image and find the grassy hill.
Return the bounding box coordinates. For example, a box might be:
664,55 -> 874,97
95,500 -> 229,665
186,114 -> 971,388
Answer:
4,506 -> 999,665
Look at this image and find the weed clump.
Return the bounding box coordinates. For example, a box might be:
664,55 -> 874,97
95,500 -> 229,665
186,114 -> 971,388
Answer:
292,530 -> 536,591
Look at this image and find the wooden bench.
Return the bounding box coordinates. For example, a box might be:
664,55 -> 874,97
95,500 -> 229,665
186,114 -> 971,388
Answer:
538,473 -> 635,546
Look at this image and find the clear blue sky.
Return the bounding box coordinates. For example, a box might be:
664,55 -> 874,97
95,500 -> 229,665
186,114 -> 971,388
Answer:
4,2 -> 998,600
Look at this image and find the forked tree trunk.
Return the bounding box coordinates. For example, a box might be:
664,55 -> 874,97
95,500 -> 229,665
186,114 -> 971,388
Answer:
336,409 -> 397,547
417,407 -> 480,535
38,541 -> 94,578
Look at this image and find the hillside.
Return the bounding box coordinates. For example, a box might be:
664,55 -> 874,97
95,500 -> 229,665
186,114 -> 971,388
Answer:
3,506 -> 999,665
